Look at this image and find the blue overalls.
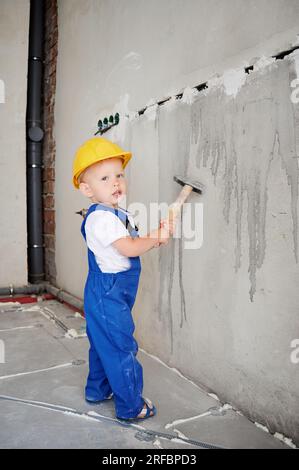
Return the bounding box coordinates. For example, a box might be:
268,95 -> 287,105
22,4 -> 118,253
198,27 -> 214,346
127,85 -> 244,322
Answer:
81,202 -> 145,419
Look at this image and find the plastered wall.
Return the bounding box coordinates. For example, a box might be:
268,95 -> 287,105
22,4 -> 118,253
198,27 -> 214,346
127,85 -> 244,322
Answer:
54,0 -> 299,443
0,0 -> 30,287
131,56 -> 299,443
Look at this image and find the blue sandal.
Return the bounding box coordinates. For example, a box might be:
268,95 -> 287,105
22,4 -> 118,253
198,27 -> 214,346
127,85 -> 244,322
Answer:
117,398 -> 156,422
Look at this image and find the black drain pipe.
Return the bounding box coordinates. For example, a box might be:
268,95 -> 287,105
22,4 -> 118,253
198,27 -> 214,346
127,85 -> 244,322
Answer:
26,0 -> 45,283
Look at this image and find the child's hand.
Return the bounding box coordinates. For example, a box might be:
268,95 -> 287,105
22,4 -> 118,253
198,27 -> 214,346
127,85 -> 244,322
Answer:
158,226 -> 170,245
159,217 -> 176,236
150,227 -> 170,247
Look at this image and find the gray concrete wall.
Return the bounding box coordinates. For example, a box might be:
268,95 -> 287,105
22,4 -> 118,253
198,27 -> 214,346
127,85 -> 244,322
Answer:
54,0 -> 299,443
0,0 -> 30,287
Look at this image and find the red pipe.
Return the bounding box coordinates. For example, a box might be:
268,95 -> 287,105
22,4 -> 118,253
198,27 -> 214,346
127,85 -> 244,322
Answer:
0,293 -> 55,304
0,293 -> 85,317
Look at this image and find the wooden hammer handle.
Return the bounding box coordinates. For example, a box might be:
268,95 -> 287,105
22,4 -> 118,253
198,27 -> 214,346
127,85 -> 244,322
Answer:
168,185 -> 193,223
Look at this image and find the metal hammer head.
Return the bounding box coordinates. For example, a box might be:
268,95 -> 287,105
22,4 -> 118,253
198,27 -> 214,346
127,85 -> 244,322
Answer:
173,175 -> 205,194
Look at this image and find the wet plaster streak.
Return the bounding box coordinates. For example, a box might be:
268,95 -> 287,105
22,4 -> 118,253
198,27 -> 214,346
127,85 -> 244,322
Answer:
157,103 -> 191,350
158,231 -> 175,352
165,404 -> 232,429
0,326 -> 36,332
191,57 -> 299,300
0,362 -> 73,380
179,210 -> 187,328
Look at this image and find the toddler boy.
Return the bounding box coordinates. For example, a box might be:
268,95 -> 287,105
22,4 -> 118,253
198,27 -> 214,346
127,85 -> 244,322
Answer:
72,137 -> 173,421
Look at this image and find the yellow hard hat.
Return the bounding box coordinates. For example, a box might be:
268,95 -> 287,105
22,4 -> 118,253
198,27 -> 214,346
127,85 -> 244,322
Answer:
72,137 -> 132,189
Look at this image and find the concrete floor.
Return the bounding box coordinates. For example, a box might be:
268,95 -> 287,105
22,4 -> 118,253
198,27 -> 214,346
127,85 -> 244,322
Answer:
0,298 -> 291,449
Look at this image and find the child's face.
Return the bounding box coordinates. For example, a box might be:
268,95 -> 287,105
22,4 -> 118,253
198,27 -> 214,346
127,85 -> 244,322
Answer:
78,157 -> 127,207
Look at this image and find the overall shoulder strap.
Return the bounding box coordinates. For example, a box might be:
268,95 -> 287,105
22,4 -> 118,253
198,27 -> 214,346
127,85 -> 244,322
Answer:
80,203 -> 98,240
114,207 -> 140,237
81,203 -> 139,239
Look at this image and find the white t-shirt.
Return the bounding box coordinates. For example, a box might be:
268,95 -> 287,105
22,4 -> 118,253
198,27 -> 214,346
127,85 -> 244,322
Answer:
85,207 -> 136,273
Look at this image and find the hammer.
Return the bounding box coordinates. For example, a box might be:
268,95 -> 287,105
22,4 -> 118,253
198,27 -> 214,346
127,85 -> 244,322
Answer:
163,175 -> 205,234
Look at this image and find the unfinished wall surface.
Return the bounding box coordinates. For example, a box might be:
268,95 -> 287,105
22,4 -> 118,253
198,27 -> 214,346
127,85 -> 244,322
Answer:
54,0 -> 299,443
0,0 -> 30,287
131,55 -> 299,444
